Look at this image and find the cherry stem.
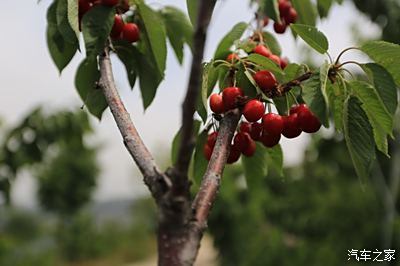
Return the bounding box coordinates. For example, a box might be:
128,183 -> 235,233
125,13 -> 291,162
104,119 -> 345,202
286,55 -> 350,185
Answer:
334,47 -> 360,65
335,60 -> 363,70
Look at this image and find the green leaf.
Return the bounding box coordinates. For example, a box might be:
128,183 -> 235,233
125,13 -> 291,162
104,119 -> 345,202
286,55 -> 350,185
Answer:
246,53 -> 284,75
217,65 -> 230,90
236,64 -> 258,98
113,41 -> 139,89
302,72 -> 329,127
242,143 -> 268,190
360,41 -> 400,87
46,1 -> 77,73
137,1 -> 167,75
262,31 -> 282,56
262,0 -> 280,23
186,0 -> 198,26
290,24 -> 329,54
343,96 -> 375,182
82,5 -> 115,58
201,62 -> 219,110
282,63 -> 303,83
266,144 -> 283,176
67,0 -> 80,41
327,77 -> 346,132
291,0 -> 317,26
56,0 -> 79,45
361,63 -> 398,116
193,130 -> 209,185
214,22 -> 248,60
317,0 -> 333,18
160,6 -> 193,64
171,121 -> 201,165
75,59 -> 108,119
319,61 -> 331,94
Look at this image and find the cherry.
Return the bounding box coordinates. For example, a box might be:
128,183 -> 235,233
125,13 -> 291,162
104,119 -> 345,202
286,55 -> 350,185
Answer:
222,87 -> 244,110
274,21 -> 287,34
111,15 -> 124,39
227,145 -> 241,164
79,0 -> 92,16
297,107 -> 321,133
289,103 -> 304,115
282,114 -> 302,138
260,131 -> 281,148
262,113 -> 284,136
204,143 -> 213,161
269,54 -> 281,65
278,0 -> 292,16
239,122 -> 252,134
280,58 -> 288,69
122,23 -> 140,43
242,139 -> 256,157
253,45 -> 272,58
243,99 -> 265,122
250,122 -> 263,141
207,132 -> 218,147
210,93 -> 224,114
101,0 -> 119,6
285,8 -> 298,24
226,53 -> 239,63
253,70 -> 277,93
234,132 -> 251,152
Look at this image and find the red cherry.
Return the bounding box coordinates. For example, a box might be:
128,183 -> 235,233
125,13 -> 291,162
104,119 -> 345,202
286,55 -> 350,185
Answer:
204,144 -> 213,161
242,139 -> 256,157
243,99 -> 265,122
285,7 -> 298,24
260,131 -> 281,148
92,0 -> 102,6
269,54 -> 281,65
210,94 -> 224,114
79,0 -> 92,16
226,53 -> 239,63
222,87 -> 244,110
250,122 -> 263,141
289,104 -> 304,115
262,113 -> 284,136
274,21 -> 287,34
297,108 -> 321,133
282,114 -> 302,138
111,15 -> 124,39
239,122 -> 252,134
280,58 -> 288,69
101,0 -> 119,6
278,0 -> 292,16
207,132 -> 218,147
253,70 -> 277,93
253,45 -> 272,58
234,132 -> 251,152
263,17 -> 270,27
227,145 -> 241,164
122,23 -> 140,43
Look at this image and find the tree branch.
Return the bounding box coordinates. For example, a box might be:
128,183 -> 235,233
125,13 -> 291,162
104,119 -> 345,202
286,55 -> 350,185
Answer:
173,0 -> 217,187
98,45 -> 171,199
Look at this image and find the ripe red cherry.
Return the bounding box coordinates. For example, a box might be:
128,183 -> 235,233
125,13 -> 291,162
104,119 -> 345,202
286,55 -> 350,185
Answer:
222,87 -> 244,110
234,132 -> 251,152
122,23 -> 140,43
250,122 -> 263,141
261,131 -> 281,148
227,145 -> 241,164
289,104 -> 304,115
226,53 -> 239,63
207,132 -> 218,147
269,54 -> 281,65
79,0 -> 92,16
209,93 -> 224,114
253,45 -> 272,58
243,99 -> 265,122
239,122 -> 251,134
253,70 -> 277,93
262,113 -> 284,136
204,144 -> 213,161
278,0 -> 292,16
297,108 -> 321,133
282,114 -> 302,138
280,58 -> 288,69
101,0 -> 119,6
111,15 -> 124,39
242,139 -> 256,157
274,21 -> 287,34
285,8 -> 298,24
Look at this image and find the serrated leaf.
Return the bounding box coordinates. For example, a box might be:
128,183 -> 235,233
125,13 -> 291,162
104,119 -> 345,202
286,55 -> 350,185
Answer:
266,144 -> 283,176
327,77 -> 346,132
46,1 -> 77,73
360,41 -> 400,87
137,1 -> 167,75
56,0 -> 79,45
186,0 -> 198,26
344,96 -> 375,182
214,22 -> 248,60
302,72 -> 329,127
290,24 -> 329,54
160,6 -> 193,64
317,0 -> 333,18
246,53 -> 285,75
362,63 -> 398,116
273,95 -> 295,115
262,0 -> 280,23
291,0 -> 317,26
320,61 -> 331,94
236,64 -> 258,97
75,59 -> 108,119
262,31 -> 282,56
197,62 -> 218,123
282,63 -> 303,82
242,143 -> 268,190
171,121 -> 201,165
217,65 -> 230,90
67,0 -> 80,42
193,130 -> 209,185
113,41 -> 139,89
82,5 -> 115,58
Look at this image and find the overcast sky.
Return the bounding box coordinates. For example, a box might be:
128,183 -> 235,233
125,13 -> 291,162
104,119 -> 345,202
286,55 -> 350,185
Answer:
0,0 -> 380,208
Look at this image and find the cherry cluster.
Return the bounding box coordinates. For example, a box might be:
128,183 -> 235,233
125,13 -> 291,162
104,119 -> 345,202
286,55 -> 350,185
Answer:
78,0 -> 140,43
263,0 -> 297,34
253,44 -> 288,69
